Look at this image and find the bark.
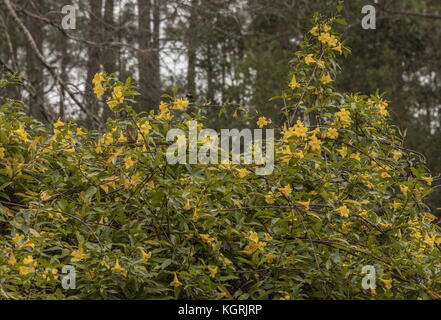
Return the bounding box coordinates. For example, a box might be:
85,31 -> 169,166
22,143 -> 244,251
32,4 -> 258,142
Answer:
137,0 -> 161,111
85,0 -> 103,128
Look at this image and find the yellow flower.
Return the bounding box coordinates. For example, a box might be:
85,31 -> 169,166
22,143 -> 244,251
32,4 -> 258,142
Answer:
236,168 -> 248,179
297,200 -> 311,211
0,147 -> 5,158
282,120 -> 308,140
71,246 -> 89,262
111,259 -> 126,273
124,156 -> 135,170
23,255 -> 34,265
392,151 -> 402,161
400,185 -> 409,197
257,116 -> 269,128
318,32 -> 338,46
139,122 -> 152,136
279,184 -> 292,197
326,128 -> 339,139
320,73 -> 333,84
118,132 -> 127,143
350,152 -> 361,161
183,200 -> 191,211
222,257 -> 233,266
139,248 -> 152,261
208,266 -> 218,278
376,102 -> 389,117
289,75 -> 300,89
424,233 -> 435,248
310,26 -> 319,36
381,278 -> 393,290
264,233 -> 273,242
76,128 -> 87,136
393,201 -> 403,211
316,60 -> 325,69
421,176 -> 433,186
265,253 -> 277,263
337,146 -> 348,158
92,73 -> 105,85
106,86 -> 124,109
308,135 -> 321,153
381,172 -> 391,179
265,191 -> 276,204
93,84 -> 105,98
170,272 -> 183,287
336,109 -> 352,128
19,265 -> 35,276
336,205 -> 350,218
304,54 -> 316,65
54,119 -> 65,129
246,231 -> 259,243
332,43 -> 342,54
14,126 -> 29,142
172,98 -> 189,110
200,234 -> 215,246
8,252 -> 16,266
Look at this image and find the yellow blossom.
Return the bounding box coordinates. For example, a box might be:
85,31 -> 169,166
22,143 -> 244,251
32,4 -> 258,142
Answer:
289,75 -> 301,89
118,132 -> 127,143
265,191 -> 276,204
335,109 -> 352,128
308,135 -> 321,153
93,84 -> 105,98
236,168 -> 248,179
14,126 -> 29,142
0,147 -> 4,158
19,266 -> 35,276
381,278 -> 393,290
326,128 -> 339,139
421,176 -> 433,186
92,73 -> 105,85
124,156 -> 135,170
76,128 -> 87,136
279,184 -> 292,197
337,146 -> 348,158
111,259 -> 126,273
392,151 -> 402,161
8,252 -> 16,266
265,252 -> 277,263
310,26 -> 319,36
139,248 -> 152,261
305,54 -> 316,65
336,205 -> 350,218
71,246 -> 89,262
320,73 -> 333,84
23,255 -> 34,265
172,98 -> 189,110
246,231 -> 259,243
298,200 -> 311,211
257,116 -> 269,128
400,185 -> 409,197
350,152 -> 361,161
393,201 -> 402,211
208,266 -> 218,278
183,200 -> 191,211
170,272 -> 183,287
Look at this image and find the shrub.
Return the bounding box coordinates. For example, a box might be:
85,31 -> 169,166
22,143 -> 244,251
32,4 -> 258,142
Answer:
0,14 -> 440,300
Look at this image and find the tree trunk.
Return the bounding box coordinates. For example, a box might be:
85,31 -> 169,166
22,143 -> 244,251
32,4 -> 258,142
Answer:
25,4 -> 46,122
137,0 -> 161,111
85,0 -> 103,128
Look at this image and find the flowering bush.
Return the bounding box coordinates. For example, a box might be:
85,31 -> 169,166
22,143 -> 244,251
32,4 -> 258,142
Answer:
0,14 -> 440,300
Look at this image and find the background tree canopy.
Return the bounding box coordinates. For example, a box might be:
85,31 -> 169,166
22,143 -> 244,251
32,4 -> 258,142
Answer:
0,0 -> 440,208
